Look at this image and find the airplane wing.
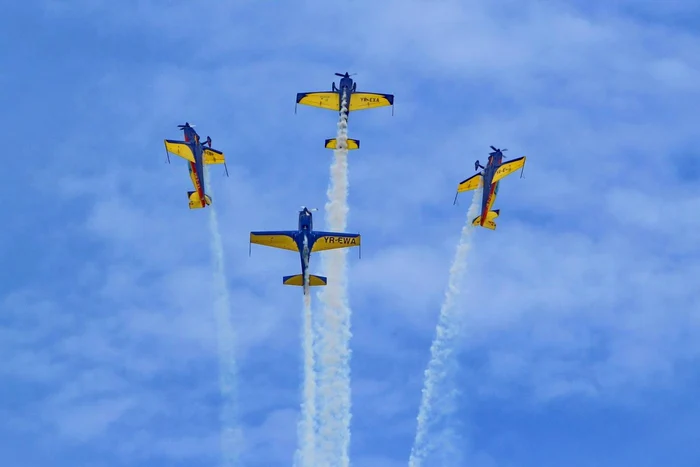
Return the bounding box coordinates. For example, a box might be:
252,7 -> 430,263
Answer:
164,139 -> 195,163
456,173 -> 483,193
348,92 -> 394,111
311,232 -> 361,252
296,92 -> 340,111
249,231 -> 299,252
491,156 -> 526,184
203,147 -> 225,164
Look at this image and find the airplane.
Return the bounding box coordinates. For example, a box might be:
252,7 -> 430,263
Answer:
249,206 -> 361,295
453,146 -> 526,230
163,122 -> 229,209
296,72 -> 394,150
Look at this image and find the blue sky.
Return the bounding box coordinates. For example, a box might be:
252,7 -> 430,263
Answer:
2,0 -> 700,466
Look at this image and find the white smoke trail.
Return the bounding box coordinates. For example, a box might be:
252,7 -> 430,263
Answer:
408,188 -> 482,467
203,167 -> 242,467
294,237 -> 317,467
315,92 -> 353,467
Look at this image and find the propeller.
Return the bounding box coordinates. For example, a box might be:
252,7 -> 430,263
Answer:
177,122 -> 196,129
300,206 -> 318,212
335,72 -> 357,77
490,145 -> 507,153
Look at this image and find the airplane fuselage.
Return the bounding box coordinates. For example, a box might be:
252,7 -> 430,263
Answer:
333,76 -> 357,116
183,128 -> 207,208
479,153 -> 505,225
300,232 -> 312,295
297,209 -> 314,294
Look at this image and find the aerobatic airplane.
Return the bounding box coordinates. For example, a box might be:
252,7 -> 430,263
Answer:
249,207 -> 361,295
163,122 -> 228,209
296,72 -> 394,149
453,146 -> 526,230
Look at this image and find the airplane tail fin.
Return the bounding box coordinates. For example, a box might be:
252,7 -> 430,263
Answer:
471,209 -> 499,230
188,191 -> 211,209
282,274 -> 327,287
325,138 -> 360,150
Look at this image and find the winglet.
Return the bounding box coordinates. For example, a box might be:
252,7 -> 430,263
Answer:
224,161 -> 230,177
164,142 -> 171,164
453,192 -> 459,206
249,240 -> 251,257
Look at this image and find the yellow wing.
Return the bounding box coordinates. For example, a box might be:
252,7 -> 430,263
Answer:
164,140 -> 195,163
348,92 -> 394,111
325,138 -> 360,150
203,148 -> 225,164
296,92 -> 340,111
249,232 -> 299,252
491,157 -> 526,184
311,233 -> 361,252
456,173 -> 483,193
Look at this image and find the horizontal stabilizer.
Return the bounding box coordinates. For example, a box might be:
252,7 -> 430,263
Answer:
471,210 -> 499,230
283,274 -> 327,286
188,191 -> 211,209
325,138 -> 360,150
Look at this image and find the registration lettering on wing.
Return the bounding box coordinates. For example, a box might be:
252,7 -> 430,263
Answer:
322,236 -> 358,245
495,165 -> 509,176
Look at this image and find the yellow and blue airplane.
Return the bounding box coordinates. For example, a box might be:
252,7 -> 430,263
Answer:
453,146 -> 526,230
295,72 -> 394,150
249,207 -> 361,295
163,122 -> 228,209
